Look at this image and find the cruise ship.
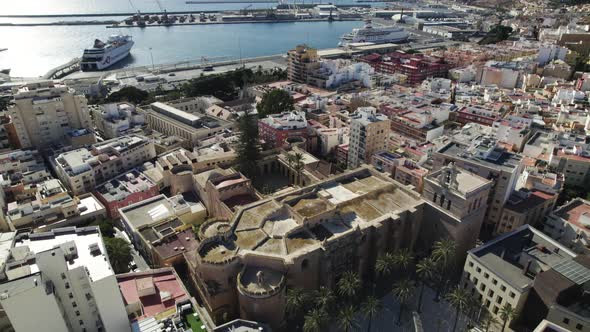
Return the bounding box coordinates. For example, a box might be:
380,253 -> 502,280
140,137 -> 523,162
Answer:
339,20 -> 409,46
81,35 -> 134,71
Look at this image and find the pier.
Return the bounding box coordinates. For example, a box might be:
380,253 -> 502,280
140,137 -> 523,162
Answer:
44,58 -> 81,80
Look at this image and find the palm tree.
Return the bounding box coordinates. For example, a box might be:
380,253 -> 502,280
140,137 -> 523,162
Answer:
361,296 -> 382,332
432,238 -> 457,270
391,279 -> 415,326
481,314 -> 500,332
338,271 -> 362,299
445,287 -> 470,332
416,257 -> 436,312
314,286 -> 335,312
393,248 -> 414,276
499,304 -> 518,332
375,252 -> 396,279
432,238 -> 457,299
303,308 -> 327,332
286,287 -> 310,324
337,305 -> 358,332
291,152 -> 305,185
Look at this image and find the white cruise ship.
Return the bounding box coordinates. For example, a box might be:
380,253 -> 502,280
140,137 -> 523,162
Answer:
81,35 -> 134,71
339,20 -> 409,46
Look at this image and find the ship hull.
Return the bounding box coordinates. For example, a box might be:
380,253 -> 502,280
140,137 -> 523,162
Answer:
81,41 -> 134,71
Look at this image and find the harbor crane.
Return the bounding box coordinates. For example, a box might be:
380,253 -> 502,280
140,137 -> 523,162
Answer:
241,4 -> 253,15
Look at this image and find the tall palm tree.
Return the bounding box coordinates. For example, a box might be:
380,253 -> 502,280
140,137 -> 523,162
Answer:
337,305 -> 358,332
432,238 -> 457,300
375,252 -> 396,279
338,271 -> 362,299
286,287 -> 310,325
314,286 -> 335,312
361,295 -> 382,332
445,287 -> 470,332
392,279 -> 415,326
432,238 -> 457,270
481,314 -> 500,332
104,237 -> 132,274
416,257 -> 436,312
303,308 -> 327,332
499,304 -> 518,332
393,248 -> 414,276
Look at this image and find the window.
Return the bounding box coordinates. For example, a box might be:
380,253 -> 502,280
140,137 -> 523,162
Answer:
72,302 -> 77,308
493,306 -> 499,314
492,279 -> 498,285
501,285 -> 506,291
576,324 -> 583,330
69,293 -> 74,299
496,296 -> 502,304
509,292 -> 515,298
476,267 -> 482,273
563,318 -> 570,325
488,290 -> 495,298
76,311 -> 80,316
480,284 -> 486,292
61,273 -> 66,280
79,320 -> 84,326
473,277 -> 478,285
85,293 -> 92,300
65,282 -> 70,289
469,261 -> 474,268
484,273 -> 489,279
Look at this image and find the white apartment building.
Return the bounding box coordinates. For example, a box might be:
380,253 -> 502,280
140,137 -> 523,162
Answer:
7,81 -> 92,149
348,107 -> 391,169
0,227 -> 131,332
53,134 -> 156,195
308,59 -> 374,90
461,225 -> 576,327
544,198 -> 590,256
90,103 -> 145,139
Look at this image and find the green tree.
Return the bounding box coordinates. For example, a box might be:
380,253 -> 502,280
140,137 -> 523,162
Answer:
236,111 -> 260,178
337,305 -> 358,332
286,287 -> 311,328
106,86 -> 150,105
287,152 -> 305,185
303,308 -> 327,332
95,218 -> 115,238
432,238 -> 458,299
445,287 -> 470,332
256,89 -> 294,117
337,271 -> 362,299
392,279 -> 415,326
104,237 -> 132,274
313,286 -> 335,312
416,257 -> 437,312
481,314 -> 500,332
393,248 -> 413,276
361,295 -> 382,332
375,252 -> 396,279
499,304 -> 518,332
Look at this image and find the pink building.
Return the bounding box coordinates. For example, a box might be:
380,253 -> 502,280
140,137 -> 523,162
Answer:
94,169 -> 159,219
258,111 -> 308,148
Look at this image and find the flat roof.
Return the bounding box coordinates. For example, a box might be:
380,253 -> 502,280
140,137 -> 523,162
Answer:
120,195 -> 174,230
553,198 -> 590,230
437,141 -> 522,172
469,225 -> 576,291
14,227 -> 113,281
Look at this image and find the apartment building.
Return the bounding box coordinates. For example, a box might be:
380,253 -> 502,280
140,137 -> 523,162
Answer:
7,81 -> 92,149
142,102 -> 234,148
461,225 -> 576,329
94,169 -> 159,219
258,111 -> 308,149
119,194 -> 206,267
5,178 -> 106,230
53,134 -> 156,195
90,103 -> 145,139
287,45 -> 320,83
361,51 -> 451,85
544,198 -> 590,256
348,107 -> 391,169
0,227 -> 131,332
434,136 -> 524,237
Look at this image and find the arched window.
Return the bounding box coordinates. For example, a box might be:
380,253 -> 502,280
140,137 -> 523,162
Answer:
301,259 -> 309,270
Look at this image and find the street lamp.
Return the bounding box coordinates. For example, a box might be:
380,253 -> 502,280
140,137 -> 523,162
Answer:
149,47 -> 155,71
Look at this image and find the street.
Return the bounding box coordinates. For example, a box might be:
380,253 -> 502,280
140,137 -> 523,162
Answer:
114,227 -> 150,272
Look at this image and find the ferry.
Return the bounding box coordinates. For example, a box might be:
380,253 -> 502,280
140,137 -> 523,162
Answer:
81,35 -> 134,71
339,20 -> 409,46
